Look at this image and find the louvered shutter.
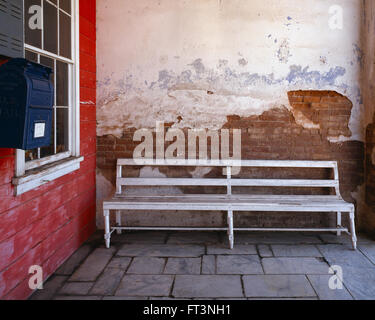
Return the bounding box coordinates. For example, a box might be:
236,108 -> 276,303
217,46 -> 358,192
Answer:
0,0 -> 24,58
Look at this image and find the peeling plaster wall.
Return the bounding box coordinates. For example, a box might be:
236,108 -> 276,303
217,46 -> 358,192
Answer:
96,0 -> 367,230
97,0 -> 363,138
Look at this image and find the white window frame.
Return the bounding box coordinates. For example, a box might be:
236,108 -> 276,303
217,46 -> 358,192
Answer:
13,0 -> 83,196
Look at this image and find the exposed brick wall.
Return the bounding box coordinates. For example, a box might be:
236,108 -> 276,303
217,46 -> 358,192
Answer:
97,90 -> 364,229
365,120 -> 375,232
0,0 -> 96,299
288,91 -> 352,138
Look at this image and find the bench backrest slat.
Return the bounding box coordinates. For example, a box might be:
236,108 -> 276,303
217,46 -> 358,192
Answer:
115,159 -> 341,196
118,178 -> 338,188
117,159 -> 337,168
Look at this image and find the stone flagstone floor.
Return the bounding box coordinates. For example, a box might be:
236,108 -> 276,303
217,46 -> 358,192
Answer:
30,231 -> 375,300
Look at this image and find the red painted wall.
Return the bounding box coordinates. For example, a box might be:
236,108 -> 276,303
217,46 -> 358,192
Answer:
0,0 -> 97,300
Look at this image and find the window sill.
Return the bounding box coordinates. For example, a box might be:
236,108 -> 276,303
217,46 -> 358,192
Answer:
12,156 -> 84,196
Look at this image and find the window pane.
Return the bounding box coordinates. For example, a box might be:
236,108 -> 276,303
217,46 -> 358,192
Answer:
43,0 -> 58,54
56,108 -> 69,153
39,56 -> 55,88
56,61 -> 69,106
59,0 -> 71,14
25,50 -> 38,63
59,11 -> 71,59
40,110 -> 55,158
24,0 -> 42,49
25,149 -> 38,162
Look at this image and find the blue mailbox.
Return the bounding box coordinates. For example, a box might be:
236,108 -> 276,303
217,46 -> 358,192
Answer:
0,58 -> 54,150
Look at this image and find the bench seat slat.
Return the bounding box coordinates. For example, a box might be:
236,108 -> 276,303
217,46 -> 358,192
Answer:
104,203 -> 353,212
118,178 -> 338,188
104,195 -> 353,212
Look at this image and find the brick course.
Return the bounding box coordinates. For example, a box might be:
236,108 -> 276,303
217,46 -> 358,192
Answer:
97,90 -> 364,229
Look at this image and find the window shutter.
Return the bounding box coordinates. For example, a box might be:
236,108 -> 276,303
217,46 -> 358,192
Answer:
0,0 -> 24,58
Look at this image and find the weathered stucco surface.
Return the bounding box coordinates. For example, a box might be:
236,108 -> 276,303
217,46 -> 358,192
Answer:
96,0 -> 372,230
97,0 -> 363,139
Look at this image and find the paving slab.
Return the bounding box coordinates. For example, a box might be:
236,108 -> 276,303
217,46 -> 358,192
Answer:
164,258 -> 201,274
235,232 -> 322,244
249,297 -> 318,300
107,257 -> 132,269
271,245 -> 322,257
117,244 -> 204,257
202,255 -> 215,275
70,247 -> 116,281
318,244 -> 374,269
59,282 -> 94,295
217,255 -> 263,274
116,275 -> 174,297
54,296 -> 102,300
111,231 -> 168,244
207,244 -> 257,255
173,275 -> 243,298
307,275 -> 353,300
358,244 -> 375,265
149,297 -> 192,300
262,257 -> 329,274
90,268 -> 126,295
257,245 -> 273,257
127,257 -> 165,274
167,232 -> 220,244
102,296 -> 148,300
30,275 -> 68,300
340,266 -> 375,300
56,245 -> 93,275
243,275 -> 316,298
319,234 -> 353,245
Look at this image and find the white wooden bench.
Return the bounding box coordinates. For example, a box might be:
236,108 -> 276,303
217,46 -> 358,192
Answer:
103,159 -> 357,250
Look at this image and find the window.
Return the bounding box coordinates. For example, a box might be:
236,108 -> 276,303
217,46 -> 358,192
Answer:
13,0 -> 82,195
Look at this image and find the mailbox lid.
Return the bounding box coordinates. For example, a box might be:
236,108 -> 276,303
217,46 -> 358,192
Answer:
0,58 -> 54,150
0,58 -> 53,108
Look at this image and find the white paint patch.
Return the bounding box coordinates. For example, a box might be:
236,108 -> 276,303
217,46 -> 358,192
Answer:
290,109 -> 320,130
190,166 -> 213,178
97,0 -> 363,140
96,171 -> 115,229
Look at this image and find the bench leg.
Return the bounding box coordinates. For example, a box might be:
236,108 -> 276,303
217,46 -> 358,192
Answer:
116,210 -> 122,235
349,209 -> 357,250
104,209 -> 111,249
227,210 -> 234,250
336,211 -> 342,236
